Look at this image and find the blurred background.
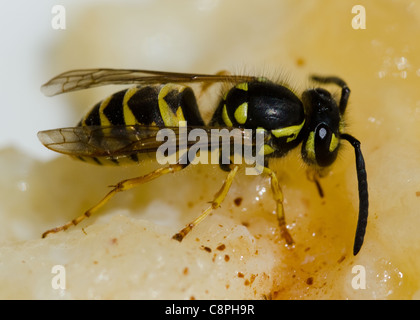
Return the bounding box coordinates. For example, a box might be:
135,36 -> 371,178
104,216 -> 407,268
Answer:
1,0 -> 420,299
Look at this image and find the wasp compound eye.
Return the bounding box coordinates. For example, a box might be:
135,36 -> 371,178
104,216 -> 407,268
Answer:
314,123 -> 339,167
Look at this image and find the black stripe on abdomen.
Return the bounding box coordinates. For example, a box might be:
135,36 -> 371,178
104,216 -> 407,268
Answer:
101,90 -> 127,125
126,86 -> 163,125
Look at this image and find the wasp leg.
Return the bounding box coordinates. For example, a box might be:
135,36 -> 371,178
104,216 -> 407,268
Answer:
263,167 -> 294,247
42,163 -> 187,238
172,165 -> 239,241
306,168 -> 325,198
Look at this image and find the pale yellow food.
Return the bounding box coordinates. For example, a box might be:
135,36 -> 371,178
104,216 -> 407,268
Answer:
1,0 -> 420,299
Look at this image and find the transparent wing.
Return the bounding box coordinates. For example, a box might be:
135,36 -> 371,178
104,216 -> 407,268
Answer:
38,125 -> 167,157
38,125 -> 265,159
41,68 -> 257,97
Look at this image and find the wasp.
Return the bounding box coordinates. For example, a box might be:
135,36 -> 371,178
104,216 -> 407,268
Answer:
39,68 -> 368,255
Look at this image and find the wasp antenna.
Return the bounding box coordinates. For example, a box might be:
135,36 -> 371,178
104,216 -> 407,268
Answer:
341,134 -> 368,256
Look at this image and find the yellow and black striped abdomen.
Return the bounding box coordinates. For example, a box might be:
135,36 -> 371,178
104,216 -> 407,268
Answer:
80,83 -> 204,127
76,83 -> 204,166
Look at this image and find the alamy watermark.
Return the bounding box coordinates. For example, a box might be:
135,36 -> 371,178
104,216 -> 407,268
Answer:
51,264 -> 66,290
155,121 -> 266,175
351,264 -> 366,290
351,5 -> 366,30
51,5 -> 66,30
51,4 -> 367,31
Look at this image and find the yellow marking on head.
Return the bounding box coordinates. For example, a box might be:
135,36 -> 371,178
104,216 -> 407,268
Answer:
235,82 -> 248,91
158,84 -> 181,127
99,95 -> 112,126
234,102 -> 248,125
271,119 -> 305,142
305,131 -> 316,162
122,87 -> 139,125
329,133 -> 339,152
222,104 -> 233,127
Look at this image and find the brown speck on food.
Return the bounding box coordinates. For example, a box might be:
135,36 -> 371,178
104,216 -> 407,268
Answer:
241,221 -> 250,227
234,197 -> 243,206
249,274 -> 257,285
416,191 -> 420,197
224,254 -> 230,262
238,272 -> 244,278
111,238 -> 118,245
190,296 -> 195,300
296,57 -> 305,66
306,277 -> 314,285
217,244 -> 226,251
337,255 -> 346,263
202,246 -> 212,253
183,267 -> 189,275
